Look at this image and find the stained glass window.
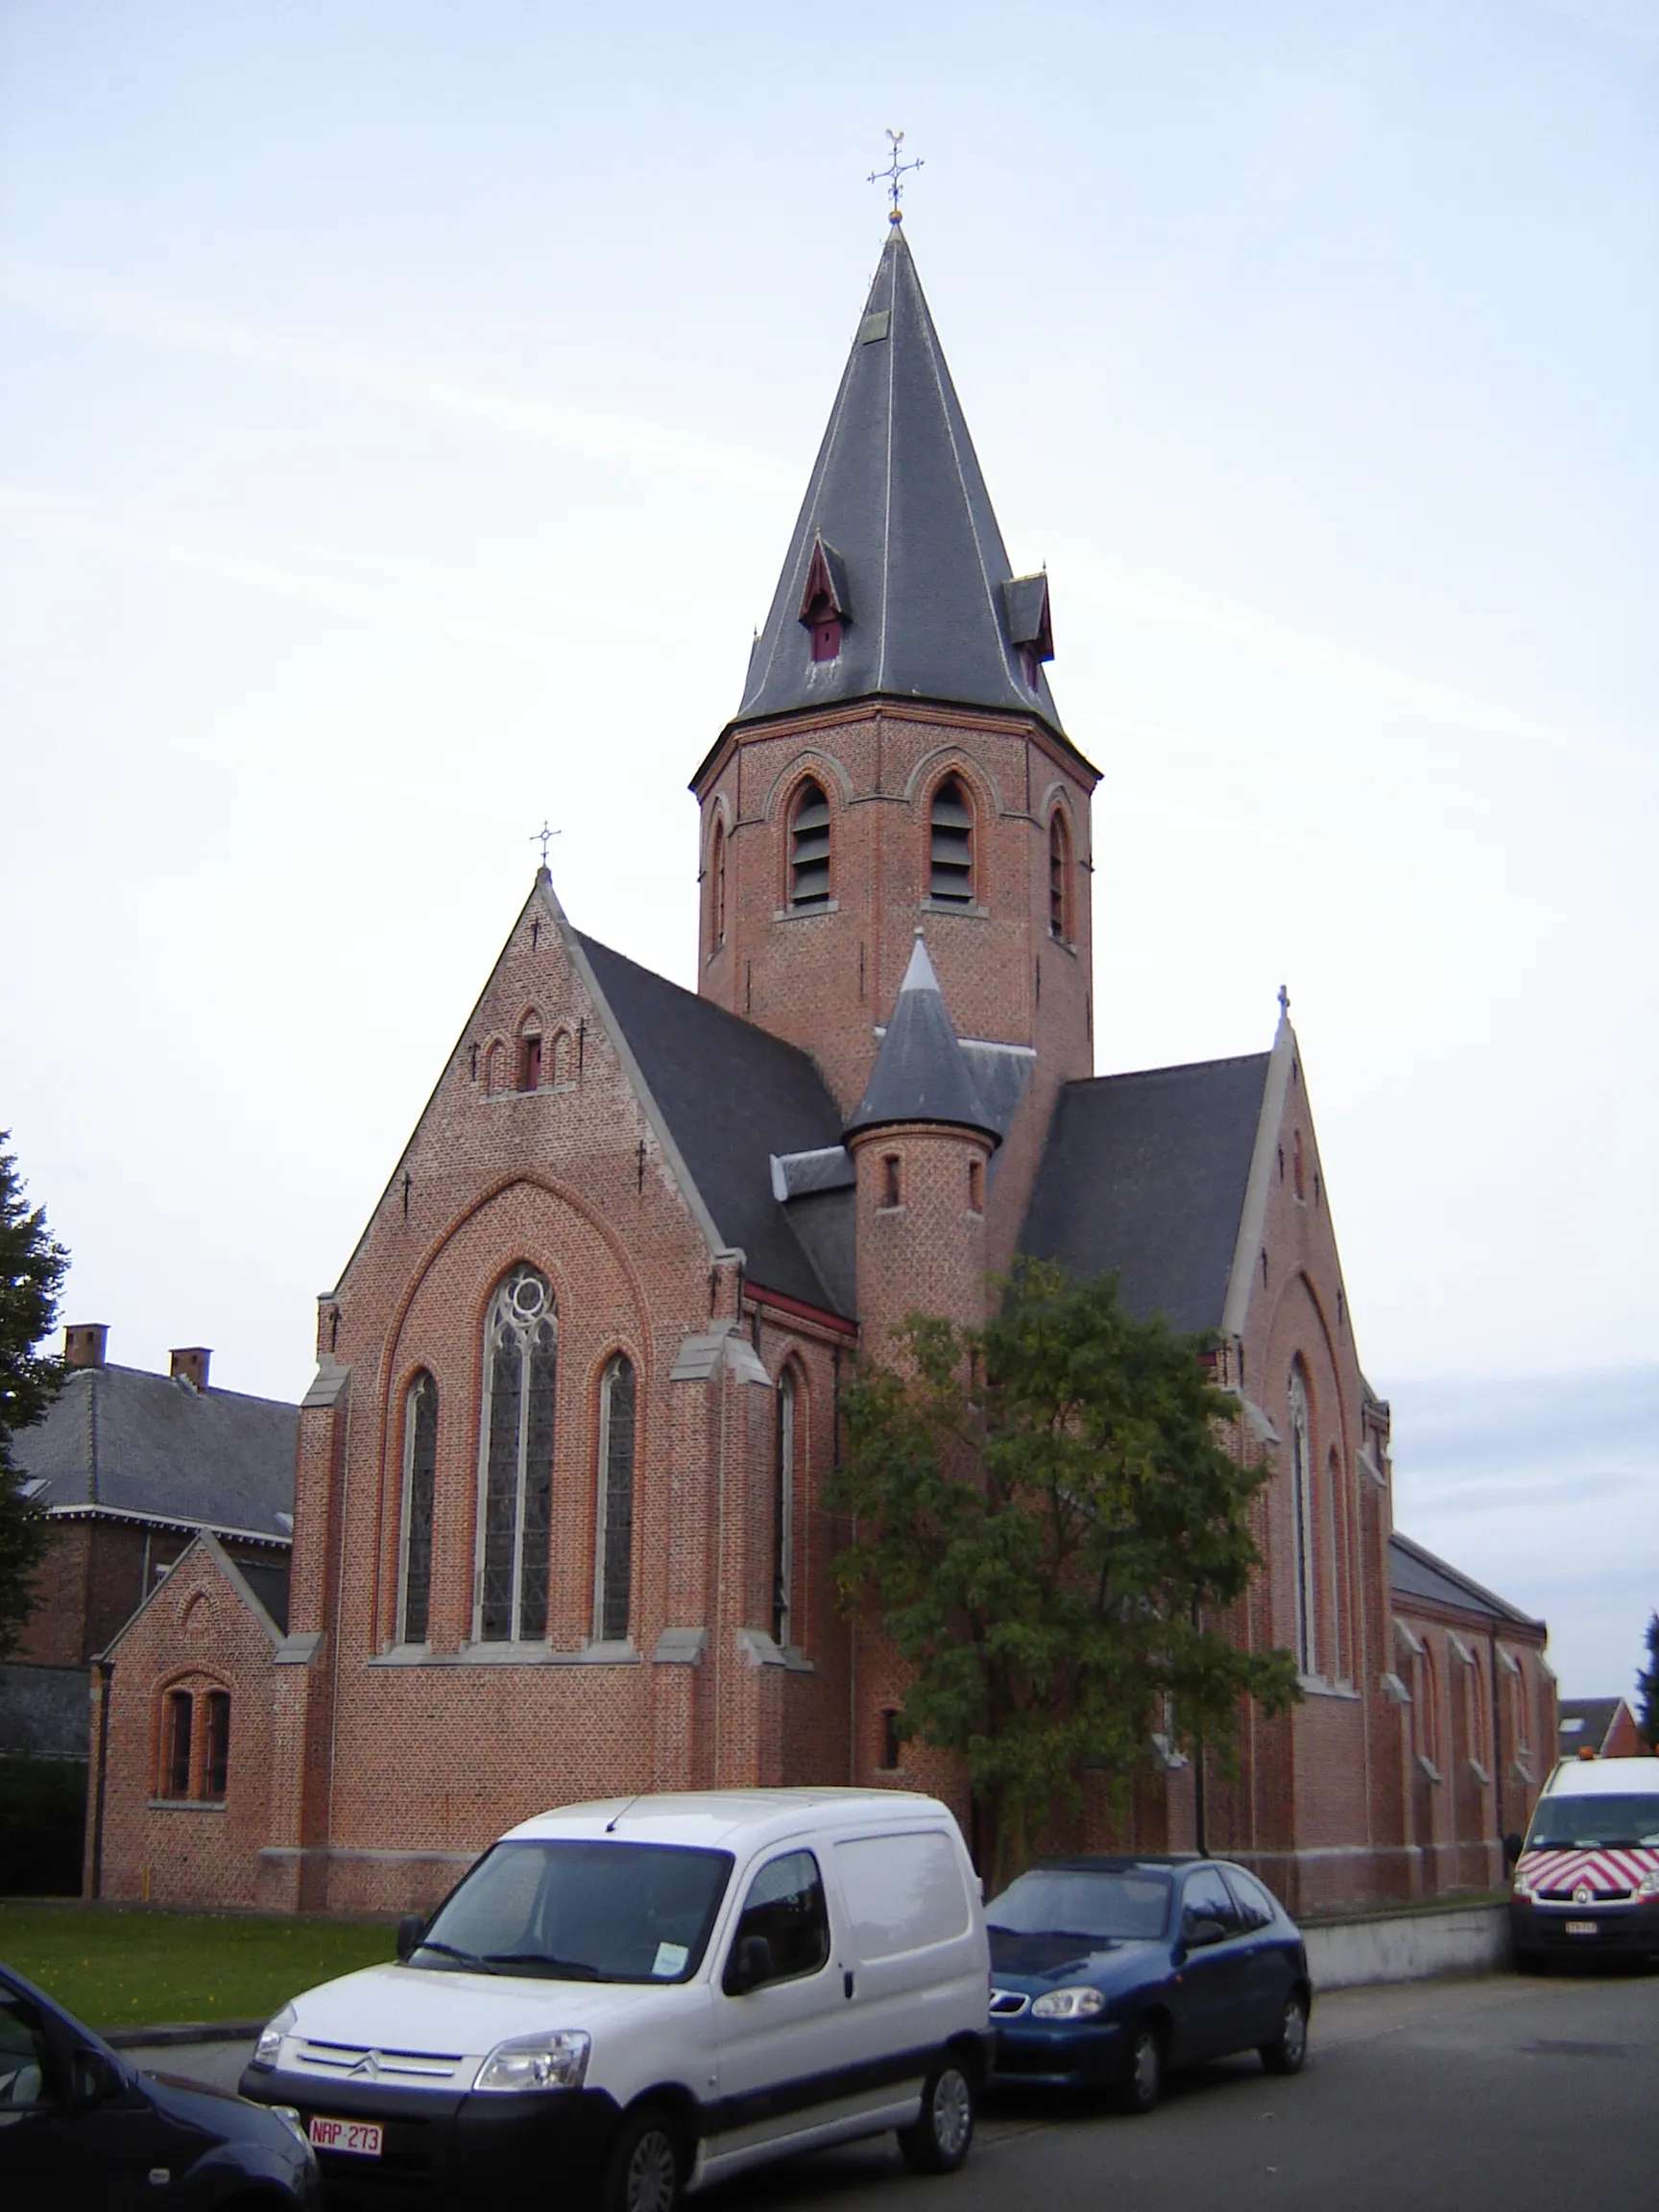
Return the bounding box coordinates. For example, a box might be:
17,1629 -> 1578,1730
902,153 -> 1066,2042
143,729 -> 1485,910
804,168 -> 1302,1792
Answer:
477,1266 -> 558,1643
401,1372 -> 438,1644
595,1356 -> 637,1643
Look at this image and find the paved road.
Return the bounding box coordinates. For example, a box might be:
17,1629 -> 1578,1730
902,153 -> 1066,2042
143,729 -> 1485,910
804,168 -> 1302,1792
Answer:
132,1969 -> 1659,2212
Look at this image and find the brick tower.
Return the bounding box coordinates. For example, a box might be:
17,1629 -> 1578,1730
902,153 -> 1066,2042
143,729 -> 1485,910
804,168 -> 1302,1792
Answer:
689,217 -> 1101,1276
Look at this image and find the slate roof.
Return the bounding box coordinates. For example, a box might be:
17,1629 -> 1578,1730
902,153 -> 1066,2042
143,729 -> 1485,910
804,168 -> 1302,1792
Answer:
579,934 -> 854,1316
15,1364 -> 297,1542
728,223 -> 1077,748
1020,1053 -> 1271,1334
846,935 -> 998,1143
1388,1531 -> 1544,1629
1556,1698 -> 1626,1756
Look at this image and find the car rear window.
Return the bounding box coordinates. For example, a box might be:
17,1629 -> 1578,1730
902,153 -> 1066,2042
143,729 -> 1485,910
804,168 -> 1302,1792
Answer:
834,1832 -> 971,1960
1527,1795 -> 1659,1849
412,1840 -> 733,1983
986,1867 -> 1172,1942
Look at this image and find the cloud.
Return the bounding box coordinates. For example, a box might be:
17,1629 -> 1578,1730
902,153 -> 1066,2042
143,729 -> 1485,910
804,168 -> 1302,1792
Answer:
0,254 -> 790,500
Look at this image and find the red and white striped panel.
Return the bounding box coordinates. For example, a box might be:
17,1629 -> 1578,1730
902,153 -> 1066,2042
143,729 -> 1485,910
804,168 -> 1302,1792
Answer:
1519,1845 -> 1659,1894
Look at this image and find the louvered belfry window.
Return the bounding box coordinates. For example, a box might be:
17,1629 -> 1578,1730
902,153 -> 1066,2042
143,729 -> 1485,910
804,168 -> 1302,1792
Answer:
1048,810 -> 1070,942
477,1265 -> 557,1643
929,776 -> 974,903
594,1355 -> 637,1643
789,781 -> 831,908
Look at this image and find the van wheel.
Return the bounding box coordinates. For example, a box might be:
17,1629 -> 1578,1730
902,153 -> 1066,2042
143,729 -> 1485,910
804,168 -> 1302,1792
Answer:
898,2058 -> 975,2175
1113,2020 -> 1163,2115
601,2104 -> 682,2212
1260,1991 -> 1309,2076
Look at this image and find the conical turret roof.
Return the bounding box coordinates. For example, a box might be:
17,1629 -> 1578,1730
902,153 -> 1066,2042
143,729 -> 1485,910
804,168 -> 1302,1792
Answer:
846,932 -> 999,1143
732,223 -> 1062,736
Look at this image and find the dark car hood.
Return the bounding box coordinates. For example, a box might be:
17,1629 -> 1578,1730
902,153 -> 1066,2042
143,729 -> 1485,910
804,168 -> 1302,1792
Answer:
143,2065 -> 293,2142
989,1930 -> 1166,1990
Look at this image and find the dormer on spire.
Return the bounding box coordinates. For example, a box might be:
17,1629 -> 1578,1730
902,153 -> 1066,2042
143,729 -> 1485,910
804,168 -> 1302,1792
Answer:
798,535 -> 851,663
1001,573 -> 1054,693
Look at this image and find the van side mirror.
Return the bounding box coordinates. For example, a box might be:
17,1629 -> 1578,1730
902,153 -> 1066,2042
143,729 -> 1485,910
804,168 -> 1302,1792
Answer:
1503,1832 -> 1524,1868
725,1935 -> 775,1996
396,1913 -> 426,1961
70,2047 -> 123,2108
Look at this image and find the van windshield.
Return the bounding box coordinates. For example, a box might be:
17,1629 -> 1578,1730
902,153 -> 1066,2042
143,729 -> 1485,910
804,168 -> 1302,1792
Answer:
1526,1796 -> 1659,1850
411,1840 -> 733,1983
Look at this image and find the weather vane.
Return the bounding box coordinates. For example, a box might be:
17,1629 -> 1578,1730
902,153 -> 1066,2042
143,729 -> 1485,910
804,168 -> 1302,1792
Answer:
870,129 -> 923,223
531,819 -> 561,867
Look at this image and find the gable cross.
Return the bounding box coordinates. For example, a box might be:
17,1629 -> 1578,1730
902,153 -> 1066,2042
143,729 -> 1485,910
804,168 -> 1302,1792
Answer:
531,819 -> 562,868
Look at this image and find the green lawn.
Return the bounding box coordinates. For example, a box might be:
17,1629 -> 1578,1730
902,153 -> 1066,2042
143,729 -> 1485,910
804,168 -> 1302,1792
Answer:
0,1903 -> 397,2032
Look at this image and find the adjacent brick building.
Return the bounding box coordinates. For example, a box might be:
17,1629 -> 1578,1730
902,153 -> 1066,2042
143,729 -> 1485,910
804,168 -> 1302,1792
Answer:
86,216 -> 1552,1916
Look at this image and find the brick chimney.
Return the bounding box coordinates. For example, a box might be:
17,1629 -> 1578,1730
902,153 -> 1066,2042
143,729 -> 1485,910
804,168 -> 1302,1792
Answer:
63,1324 -> 108,1369
170,1347 -> 212,1392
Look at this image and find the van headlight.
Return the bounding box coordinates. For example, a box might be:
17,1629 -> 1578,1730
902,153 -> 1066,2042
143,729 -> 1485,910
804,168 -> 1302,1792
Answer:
1030,1986 -> 1106,2019
473,2031 -> 590,2093
1511,1871 -> 1533,1901
252,2003 -> 295,2070
1638,1870 -> 1659,1899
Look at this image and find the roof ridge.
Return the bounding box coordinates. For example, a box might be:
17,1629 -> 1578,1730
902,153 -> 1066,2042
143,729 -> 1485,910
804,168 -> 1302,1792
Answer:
1071,1049 -> 1275,1090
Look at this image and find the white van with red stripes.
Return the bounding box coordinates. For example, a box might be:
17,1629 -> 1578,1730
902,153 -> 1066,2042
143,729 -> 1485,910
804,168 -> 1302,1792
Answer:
1507,1754 -> 1659,1967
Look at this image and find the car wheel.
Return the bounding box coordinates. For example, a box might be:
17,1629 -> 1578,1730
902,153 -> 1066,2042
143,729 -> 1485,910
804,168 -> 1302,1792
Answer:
898,2057 -> 976,2175
1113,2020 -> 1163,2115
601,2103 -> 682,2212
1260,1991 -> 1309,2076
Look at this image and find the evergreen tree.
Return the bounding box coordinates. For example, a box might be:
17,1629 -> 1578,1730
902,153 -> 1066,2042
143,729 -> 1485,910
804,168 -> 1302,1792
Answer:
830,1260 -> 1301,1889
1637,1612 -> 1659,1753
0,1135 -> 68,1657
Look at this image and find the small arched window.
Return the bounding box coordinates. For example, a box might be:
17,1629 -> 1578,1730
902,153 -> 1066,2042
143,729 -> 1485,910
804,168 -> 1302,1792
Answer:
594,1355 -> 637,1643
1048,809 -> 1071,943
1293,1130 -> 1307,1202
517,1017 -> 543,1093
928,776 -> 974,903
476,1266 -> 558,1644
1288,1367 -> 1315,1676
399,1371 -> 438,1645
709,819 -> 728,947
774,1368 -> 798,1649
203,1690 -> 231,1801
1417,1646 -> 1440,1768
161,1689 -> 193,1798
789,781 -> 831,909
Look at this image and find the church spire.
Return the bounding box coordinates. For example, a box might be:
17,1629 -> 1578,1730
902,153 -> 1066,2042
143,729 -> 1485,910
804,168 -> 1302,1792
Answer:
732,224 -> 1061,736
846,930 -> 998,1143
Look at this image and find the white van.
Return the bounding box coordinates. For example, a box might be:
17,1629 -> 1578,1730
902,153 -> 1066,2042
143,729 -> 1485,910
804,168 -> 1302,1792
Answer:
242,1789 -> 992,2211
1508,1754 -> 1659,1967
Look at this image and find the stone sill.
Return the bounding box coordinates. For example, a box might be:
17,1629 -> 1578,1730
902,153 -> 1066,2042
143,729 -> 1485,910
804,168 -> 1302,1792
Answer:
145,1798 -> 228,1813
370,1643 -> 641,1668
1298,1674 -> 1361,1701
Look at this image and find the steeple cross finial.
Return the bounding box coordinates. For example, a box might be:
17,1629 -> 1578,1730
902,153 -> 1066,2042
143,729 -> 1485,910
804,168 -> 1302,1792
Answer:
869,129 -> 923,224
531,819 -> 561,869
1278,982 -> 1290,1018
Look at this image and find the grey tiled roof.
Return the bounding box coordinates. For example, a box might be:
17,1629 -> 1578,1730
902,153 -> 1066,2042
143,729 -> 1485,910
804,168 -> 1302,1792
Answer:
1556,1698 -> 1625,1754
846,935 -> 998,1143
14,1364 -> 297,1540
1020,1053 -> 1271,1334
729,224 -> 1076,747
1388,1532 -> 1543,1629
579,934 -> 854,1316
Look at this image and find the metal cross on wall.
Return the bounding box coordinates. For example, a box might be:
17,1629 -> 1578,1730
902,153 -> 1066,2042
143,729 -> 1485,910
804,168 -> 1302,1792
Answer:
869,129 -> 923,222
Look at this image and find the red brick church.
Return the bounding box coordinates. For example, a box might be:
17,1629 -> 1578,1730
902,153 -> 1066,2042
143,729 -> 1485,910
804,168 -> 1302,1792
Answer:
85,217 -> 1554,1918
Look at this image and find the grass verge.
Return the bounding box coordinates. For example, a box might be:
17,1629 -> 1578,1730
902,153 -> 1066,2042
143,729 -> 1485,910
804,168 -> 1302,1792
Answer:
0,1902 -> 397,2032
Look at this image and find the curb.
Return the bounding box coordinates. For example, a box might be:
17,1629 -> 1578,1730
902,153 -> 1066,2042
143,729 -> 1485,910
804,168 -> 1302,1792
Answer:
107,2020 -> 264,2049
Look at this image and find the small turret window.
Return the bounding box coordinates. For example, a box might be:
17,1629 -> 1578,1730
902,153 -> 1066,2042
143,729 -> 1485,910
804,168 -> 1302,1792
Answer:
709,818 -> 728,947
789,780 -> 831,909
928,777 -> 974,903
1048,810 -> 1072,943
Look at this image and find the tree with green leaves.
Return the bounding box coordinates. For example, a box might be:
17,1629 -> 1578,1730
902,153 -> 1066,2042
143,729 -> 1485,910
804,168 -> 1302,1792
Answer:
1637,1612 -> 1659,1754
0,1135 -> 68,1658
830,1260 -> 1301,1890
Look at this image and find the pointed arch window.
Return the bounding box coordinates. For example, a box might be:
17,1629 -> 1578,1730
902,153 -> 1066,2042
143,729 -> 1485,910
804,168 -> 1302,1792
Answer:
928,776 -> 974,903
517,1016 -> 543,1093
593,1355 -> 637,1643
399,1371 -> 438,1645
1048,809 -> 1072,943
773,1368 -> 798,1648
789,781 -> 831,910
1288,1367 -> 1316,1675
161,1689 -> 193,1798
709,818 -> 728,948
476,1265 -> 557,1643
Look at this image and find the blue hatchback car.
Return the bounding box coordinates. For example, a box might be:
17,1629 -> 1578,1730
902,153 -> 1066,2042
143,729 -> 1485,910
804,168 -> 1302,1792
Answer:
987,1856 -> 1310,2113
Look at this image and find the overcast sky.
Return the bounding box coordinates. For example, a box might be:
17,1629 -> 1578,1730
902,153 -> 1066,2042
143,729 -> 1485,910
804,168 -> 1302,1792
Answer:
2,2 -> 1654,1700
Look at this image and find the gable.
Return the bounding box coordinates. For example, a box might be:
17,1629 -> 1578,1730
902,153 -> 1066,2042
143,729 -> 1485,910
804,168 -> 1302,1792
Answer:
1021,1053 -> 1271,1333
